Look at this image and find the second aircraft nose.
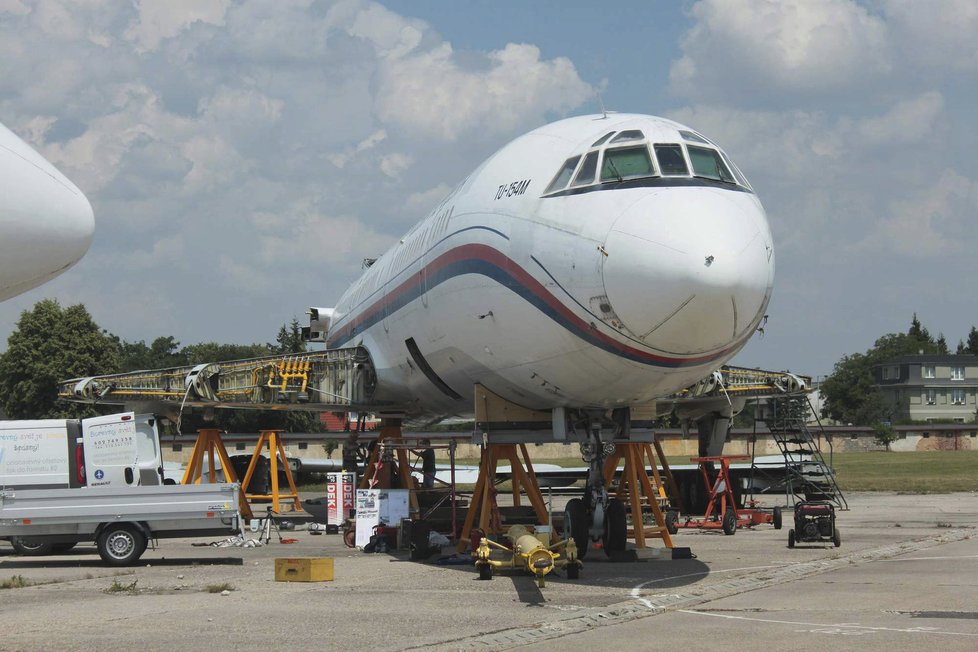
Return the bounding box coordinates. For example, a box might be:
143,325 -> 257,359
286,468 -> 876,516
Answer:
601,188 -> 773,356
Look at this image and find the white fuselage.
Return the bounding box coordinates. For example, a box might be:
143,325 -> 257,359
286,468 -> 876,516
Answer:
0,121 -> 94,302
327,114 -> 774,417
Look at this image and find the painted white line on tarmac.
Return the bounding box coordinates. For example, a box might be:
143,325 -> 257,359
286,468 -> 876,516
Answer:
629,565 -> 782,609
676,609 -> 978,638
878,555 -> 978,561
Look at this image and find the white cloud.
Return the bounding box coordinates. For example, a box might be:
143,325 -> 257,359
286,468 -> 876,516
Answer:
124,0 -> 231,53
671,0 -> 891,103
852,91 -> 944,146
0,0 -> 29,15
884,0 -> 978,72
866,169 -> 978,257
405,183 -> 451,215
328,129 -> 387,169
379,152 -> 412,179
346,2 -> 425,60
375,42 -> 592,141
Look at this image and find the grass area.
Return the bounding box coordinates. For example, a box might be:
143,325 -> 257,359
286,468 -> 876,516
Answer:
831,451 -> 978,493
1,575 -> 31,589
296,451 -> 978,494
105,578 -> 139,594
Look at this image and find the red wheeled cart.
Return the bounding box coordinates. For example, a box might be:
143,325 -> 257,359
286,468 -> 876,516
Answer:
668,456 -> 782,535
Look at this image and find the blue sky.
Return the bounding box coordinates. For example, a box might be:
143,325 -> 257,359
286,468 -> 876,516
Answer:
2,0 -> 977,381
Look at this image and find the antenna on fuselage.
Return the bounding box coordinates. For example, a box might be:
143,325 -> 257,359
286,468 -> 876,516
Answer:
596,92 -> 608,119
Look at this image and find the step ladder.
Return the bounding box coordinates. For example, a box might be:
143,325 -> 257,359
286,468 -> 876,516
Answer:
750,395 -> 848,510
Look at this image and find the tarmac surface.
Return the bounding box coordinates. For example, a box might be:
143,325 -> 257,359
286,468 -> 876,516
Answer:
1,491 -> 977,651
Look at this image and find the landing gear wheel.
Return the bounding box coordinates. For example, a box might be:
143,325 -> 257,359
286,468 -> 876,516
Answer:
722,510 -> 737,536
665,509 -> 679,535
772,505 -> 783,530
478,564 -> 493,580
566,563 -> 580,580
833,527 -> 842,548
10,537 -> 54,556
564,498 -> 589,561
603,499 -> 627,555
97,524 -> 147,566
788,529 -> 796,548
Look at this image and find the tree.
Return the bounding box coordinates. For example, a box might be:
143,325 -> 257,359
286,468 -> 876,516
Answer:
965,326 -> 978,355
821,316 -> 938,425
936,333 -> 949,354
271,318 -> 306,354
116,335 -> 187,372
0,300 -> 119,418
872,422 -> 898,451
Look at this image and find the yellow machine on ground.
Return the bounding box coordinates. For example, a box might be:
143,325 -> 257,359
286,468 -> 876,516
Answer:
473,525 -> 582,587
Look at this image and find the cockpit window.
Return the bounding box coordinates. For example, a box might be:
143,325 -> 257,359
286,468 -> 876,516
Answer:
601,146 -> 655,182
722,152 -> 751,189
591,132 -> 615,147
610,130 -> 644,143
654,144 -> 689,176
679,130 -> 710,144
570,151 -> 599,187
687,145 -> 735,183
544,155 -> 581,194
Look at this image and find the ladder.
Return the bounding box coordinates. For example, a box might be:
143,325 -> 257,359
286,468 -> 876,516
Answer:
751,395 -> 848,510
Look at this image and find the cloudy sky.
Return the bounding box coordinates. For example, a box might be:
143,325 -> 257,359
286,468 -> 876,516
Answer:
1,0 -> 976,380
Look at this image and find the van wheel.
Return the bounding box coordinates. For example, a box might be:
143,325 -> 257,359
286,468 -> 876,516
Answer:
97,525 -> 147,566
10,537 -> 54,556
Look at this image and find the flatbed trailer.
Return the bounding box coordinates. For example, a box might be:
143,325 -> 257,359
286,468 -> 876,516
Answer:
0,483 -> 241,565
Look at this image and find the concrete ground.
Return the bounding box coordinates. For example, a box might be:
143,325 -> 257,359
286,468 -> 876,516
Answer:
1,492 -> 976,651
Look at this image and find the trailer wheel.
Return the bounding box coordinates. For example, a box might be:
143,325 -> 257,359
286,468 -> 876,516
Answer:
833,527 -> 842,548
564,498 -> 589,561
478,564 -> 493,580
722,510 -> 737,536
97,525 -> 147,566
10,537 -> 54,556
603,499 -> 627,555
788,529 -> 795,548
665,510 -> 679,535
773,505 -> 783,530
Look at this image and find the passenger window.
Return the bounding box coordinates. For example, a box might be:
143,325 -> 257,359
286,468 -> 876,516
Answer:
601,146 -> 654,182
687,145 -> 735,183
610,130 -> 644,143
570,151 -> 599,187
591,132 -> 615,147
545,155 -> 581,193
654,144 -> 689,176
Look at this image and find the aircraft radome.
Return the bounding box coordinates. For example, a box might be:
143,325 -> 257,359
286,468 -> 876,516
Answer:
0,121 -> 95,303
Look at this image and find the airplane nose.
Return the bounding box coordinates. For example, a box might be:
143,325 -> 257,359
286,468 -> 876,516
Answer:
601,189 -> 773,355
0,122 -> 95,301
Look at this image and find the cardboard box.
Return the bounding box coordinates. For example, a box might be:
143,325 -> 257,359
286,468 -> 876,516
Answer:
275,557 -> 334,582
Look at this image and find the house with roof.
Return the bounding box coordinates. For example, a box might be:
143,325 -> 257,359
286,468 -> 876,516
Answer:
872,354 -> 978,423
